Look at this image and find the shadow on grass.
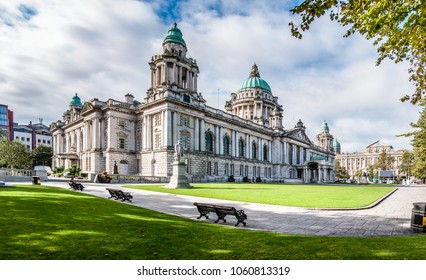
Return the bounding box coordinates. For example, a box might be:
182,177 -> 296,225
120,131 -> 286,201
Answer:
1,185 -> 426,260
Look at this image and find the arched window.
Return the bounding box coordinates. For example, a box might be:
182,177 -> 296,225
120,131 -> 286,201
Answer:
263,144 -> 268,161
223,134 -> 230,155
205,130 -> 213,152
238,138 -> 245,157
252,141 -> 257,159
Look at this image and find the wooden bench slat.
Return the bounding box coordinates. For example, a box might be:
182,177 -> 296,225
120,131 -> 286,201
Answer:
68,181 -> 84,191
193,202 -> 247,226
106,188 -> 133,202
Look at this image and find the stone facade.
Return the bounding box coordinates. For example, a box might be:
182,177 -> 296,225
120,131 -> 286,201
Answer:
51,24 -> 336,183
335,140 -> 408,178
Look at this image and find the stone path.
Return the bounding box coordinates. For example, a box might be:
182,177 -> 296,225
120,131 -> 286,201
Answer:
44,181 -> 426,237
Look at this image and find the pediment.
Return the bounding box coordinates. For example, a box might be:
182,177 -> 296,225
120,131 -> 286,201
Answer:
81,102 -> 93,113
285,129 -> 312,144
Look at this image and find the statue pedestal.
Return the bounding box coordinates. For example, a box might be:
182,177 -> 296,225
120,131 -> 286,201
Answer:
164,161 -> 193,189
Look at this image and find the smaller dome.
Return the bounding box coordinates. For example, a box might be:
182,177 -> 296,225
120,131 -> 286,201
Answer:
333,138 -> 341,148
321,120 -> 329,132
239,64 -> 271,93
70,93 -> 82,108
163,23 -> 186,47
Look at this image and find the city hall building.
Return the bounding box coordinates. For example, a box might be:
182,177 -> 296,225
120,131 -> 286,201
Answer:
50,24 -> 336,183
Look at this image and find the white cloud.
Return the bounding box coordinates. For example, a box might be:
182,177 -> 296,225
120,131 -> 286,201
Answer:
0,0 -> 418,152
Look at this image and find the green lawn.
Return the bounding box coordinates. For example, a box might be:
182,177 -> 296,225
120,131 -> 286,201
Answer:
126,183 -> 395,208
1,185 -> 426,260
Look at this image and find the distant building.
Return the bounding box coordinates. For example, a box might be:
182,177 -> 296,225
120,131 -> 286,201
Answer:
335,140 -> 408,178
0,104 -> 14,140
13,119 -> 52,150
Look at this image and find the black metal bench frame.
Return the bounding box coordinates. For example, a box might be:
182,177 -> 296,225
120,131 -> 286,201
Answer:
68,181 -> 85,191
193,202 -> 247,226
106,188 -> 133,202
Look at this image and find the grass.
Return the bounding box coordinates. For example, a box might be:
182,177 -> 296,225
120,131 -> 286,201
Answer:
125,183 -> 395,208
1,185 -> 426,260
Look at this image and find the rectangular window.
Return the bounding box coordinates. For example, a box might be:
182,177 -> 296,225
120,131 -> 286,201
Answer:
154,133 -> 161,149
207,162 -> 212,175
154,114 -> 162,126
180,115 -> 190,127
117,119 -> 129,129
38,139 -> 41,143
117,138 -> 127,150
26,138 -> 30,142
43,140 -> 46,143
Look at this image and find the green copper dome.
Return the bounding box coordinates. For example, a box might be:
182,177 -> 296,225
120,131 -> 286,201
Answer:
321,120 -> 329,132
333,138 -> 341,149
163,23 -> 186,47
70,93 -> 82,108
239,64 -> 271,93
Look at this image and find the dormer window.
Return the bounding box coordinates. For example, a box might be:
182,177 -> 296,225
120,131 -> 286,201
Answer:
183,94 -> 190,103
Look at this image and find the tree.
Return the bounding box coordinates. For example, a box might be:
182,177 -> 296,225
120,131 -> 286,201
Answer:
334,160 -> 349,179
375,150 -> 395,170
402,101 -> 426,181
0,139 -> 32,169
289,0 -> 426,105
354,169 -> 362,179
399,150 -> 415,177
367,164 -> 375,178
32,145 -> 53,167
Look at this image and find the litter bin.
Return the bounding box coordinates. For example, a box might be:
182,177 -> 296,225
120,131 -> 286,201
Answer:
32,176 -> 41,185
411,202 -> 426,233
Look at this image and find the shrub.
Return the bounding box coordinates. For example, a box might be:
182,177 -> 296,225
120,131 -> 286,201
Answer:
53,166 -> 64,174
256,177 -> 262,182
228,175 -> 235,182
243,176 -> 250,183
97,171 -> 111,183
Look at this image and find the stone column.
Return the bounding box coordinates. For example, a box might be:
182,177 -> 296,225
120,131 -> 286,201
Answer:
172,112 -> 178,148
194,117 -> 199,151
234,131 -> 239,157
246,134 -> 250,159
165,110 -> 171,147
200,119 -> 205,151
268,140 -> 272,162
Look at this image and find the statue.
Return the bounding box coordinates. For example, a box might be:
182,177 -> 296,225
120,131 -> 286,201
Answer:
174,140 -> 184,162
113,161 -> 118,174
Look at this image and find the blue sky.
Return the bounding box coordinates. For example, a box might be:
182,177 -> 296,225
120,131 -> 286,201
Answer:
0,0 -> 419,152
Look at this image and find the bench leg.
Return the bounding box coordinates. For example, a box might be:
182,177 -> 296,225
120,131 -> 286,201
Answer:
214,213 -> 227,224
197,211 -> 209,220
235,211 -> 247,227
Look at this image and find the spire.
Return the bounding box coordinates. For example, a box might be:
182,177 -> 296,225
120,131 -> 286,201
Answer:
249,63 -> 260,78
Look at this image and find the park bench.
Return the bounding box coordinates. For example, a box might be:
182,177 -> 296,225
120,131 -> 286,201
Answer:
106,188 -> 133,203
68,180 -> 85,191
193,202 -> 247,226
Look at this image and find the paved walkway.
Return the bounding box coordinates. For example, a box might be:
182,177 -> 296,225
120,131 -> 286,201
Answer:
45,181 -> 426,237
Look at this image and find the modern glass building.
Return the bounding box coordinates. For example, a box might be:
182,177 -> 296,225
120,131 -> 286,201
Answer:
0,104 -> 13,140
